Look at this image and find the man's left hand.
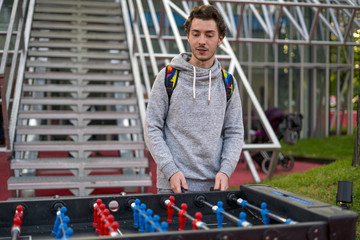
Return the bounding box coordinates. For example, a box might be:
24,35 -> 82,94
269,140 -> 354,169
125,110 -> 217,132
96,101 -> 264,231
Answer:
213,172 -> 229,191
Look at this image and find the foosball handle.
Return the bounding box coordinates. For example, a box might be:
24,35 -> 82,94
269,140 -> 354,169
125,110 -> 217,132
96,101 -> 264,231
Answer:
193,194 -> 206,208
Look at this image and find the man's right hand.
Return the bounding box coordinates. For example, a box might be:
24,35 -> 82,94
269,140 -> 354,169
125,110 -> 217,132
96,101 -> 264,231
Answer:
169,171 -> 188,193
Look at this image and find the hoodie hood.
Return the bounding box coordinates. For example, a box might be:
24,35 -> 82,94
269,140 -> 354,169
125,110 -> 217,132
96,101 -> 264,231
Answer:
168,52 -> 222,102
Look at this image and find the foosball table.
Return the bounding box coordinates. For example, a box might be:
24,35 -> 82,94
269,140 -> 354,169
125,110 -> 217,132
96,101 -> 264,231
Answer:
0,184 -> 358,240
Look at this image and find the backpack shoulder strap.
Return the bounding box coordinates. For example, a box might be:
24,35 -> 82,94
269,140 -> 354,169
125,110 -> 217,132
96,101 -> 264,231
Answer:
221,68 -> 234,101
164,66 -> 233,102
164,65 -> 179,101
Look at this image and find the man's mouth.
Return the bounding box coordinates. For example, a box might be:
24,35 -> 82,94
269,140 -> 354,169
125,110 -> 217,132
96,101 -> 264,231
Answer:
196,48 -> 208,53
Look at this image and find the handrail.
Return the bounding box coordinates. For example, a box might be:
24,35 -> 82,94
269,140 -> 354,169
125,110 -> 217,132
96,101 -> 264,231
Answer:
0,74 -> 10,149
118,0 -> 359,179
0,0 -> 20,75
126,0 -> 281,180
121,0 -> 147,130
203,0 -> 281,178
0,0 -> 22,150
0,0 -> 34,151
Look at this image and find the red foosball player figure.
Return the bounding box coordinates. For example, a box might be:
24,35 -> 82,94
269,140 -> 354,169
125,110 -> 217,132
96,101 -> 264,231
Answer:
11,217 -> 22,238
93,199 -> 102,228
178,203 -> 187,231
109,221 -> 120,236
15,205 -> 23,221
167,196 -> 175,224
100,209 -> 110,236
96,204 -> 106,234
103,214 -> 114,236
192,212 -> 203,230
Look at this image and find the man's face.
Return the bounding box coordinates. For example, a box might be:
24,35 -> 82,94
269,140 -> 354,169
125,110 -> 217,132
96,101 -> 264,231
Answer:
187,18 -> 224,68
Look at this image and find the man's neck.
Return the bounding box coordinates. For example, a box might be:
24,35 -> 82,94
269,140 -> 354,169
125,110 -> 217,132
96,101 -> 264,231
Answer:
188,55 -> 215,69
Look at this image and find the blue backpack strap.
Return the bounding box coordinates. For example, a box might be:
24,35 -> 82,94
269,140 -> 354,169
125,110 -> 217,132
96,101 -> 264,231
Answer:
221,68 -> 234,101
164,65 -> 179,101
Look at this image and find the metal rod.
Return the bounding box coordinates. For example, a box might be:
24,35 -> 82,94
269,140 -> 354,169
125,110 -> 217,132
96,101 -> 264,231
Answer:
272,6 -> 283,42
0,0 -> 20,74
233,197 -> 294,224
174,0 -> 360,10
11,230 -> 19,240
131,202 -> 163,232
0,74 -> 10,149
199,198 -> 240,224
164,199 -> 210,230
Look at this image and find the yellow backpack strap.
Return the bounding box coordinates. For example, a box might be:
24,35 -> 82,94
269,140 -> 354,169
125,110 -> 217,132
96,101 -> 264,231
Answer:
221,68 -> 234,101
164,66 -> 179,101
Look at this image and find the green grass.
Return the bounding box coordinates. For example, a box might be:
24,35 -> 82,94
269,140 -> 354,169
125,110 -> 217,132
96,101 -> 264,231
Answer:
254,134 -> 360,239
280,134 -> 355,160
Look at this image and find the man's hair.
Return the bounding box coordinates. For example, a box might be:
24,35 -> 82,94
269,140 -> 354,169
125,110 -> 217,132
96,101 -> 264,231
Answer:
184,5 -> 226,38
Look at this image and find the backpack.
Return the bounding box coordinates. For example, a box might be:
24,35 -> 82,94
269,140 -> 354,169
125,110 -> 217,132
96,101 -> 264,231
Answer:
282,113 -> 303,145
164,65 -> 234,102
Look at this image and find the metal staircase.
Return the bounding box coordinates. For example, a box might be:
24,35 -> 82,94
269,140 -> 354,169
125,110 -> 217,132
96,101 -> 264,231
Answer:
7,0 -> 151,196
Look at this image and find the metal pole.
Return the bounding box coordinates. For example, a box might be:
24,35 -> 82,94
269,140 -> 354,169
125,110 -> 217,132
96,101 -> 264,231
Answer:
0,74 -> 10,149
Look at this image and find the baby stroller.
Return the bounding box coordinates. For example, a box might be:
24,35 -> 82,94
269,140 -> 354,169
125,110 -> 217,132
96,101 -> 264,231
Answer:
252,107 -> 303,174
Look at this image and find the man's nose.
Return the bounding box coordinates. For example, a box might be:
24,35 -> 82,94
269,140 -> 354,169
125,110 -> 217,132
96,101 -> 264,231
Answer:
198,34 -> 206,45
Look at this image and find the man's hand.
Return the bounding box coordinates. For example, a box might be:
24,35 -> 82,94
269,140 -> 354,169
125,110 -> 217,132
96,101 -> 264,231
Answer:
213,172 -> 229,191
169,171 -> 188,193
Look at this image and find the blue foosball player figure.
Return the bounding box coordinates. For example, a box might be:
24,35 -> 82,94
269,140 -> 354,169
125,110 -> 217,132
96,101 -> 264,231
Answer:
151,214 -> 161,232
261,202 -> 270,225
56,216 -> 70,239
160,221 -> 168,232
238,212 -> 246,227
139,204 -> 147,233
52,207 -> 67,237
144,209 -> 153,233
64,227 -> 73,239
133,199 -> 141,228
216,201 -> 224,228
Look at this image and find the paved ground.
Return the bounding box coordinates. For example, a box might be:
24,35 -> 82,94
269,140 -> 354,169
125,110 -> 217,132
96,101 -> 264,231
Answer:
228,158 -> 322,189
0,153 -> 323,199
146,155 -> 323,193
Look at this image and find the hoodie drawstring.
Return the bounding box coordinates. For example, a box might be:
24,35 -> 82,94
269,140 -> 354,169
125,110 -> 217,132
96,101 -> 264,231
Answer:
208,70 -> 212,103
192,66 -> 212,104
193,66 -> 196,100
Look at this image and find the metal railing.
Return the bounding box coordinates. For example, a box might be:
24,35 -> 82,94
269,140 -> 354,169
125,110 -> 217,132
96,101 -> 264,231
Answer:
123,0 -> 282,181
122,0 -> 360,181
0,0 -> 35,151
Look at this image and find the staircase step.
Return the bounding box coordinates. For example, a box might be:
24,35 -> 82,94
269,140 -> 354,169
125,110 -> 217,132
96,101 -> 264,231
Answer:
36,0 -> 120,8
18,111 -> 139,120
14,141 -> 145,152
35,6 -> 121,15
33,13 -> 123,24
28,50 -> 129,60
26,60 -> 131,70
16,125 -> 142,135
25,72 -> 133,81
11,157 -> 148,170
28,41 -> 127,50
7,175 -> 152,191
32,21 -> 125,32
20,97 -> 137,106
31,31 -> 126,40
22,84 -> 135,93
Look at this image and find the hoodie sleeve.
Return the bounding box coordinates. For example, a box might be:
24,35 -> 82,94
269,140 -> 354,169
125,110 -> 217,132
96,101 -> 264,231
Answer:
144,68 -> 180,180
219,78 -> 244,178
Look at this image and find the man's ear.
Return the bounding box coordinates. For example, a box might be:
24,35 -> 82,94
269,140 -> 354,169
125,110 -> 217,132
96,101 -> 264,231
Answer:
218,35 -> 224,47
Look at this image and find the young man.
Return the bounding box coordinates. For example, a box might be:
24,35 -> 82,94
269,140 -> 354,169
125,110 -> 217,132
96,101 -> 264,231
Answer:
144,5 -> 244,193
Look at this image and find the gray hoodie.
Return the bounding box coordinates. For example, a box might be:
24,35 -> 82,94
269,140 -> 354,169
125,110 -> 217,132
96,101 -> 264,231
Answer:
144,53 -> 244,192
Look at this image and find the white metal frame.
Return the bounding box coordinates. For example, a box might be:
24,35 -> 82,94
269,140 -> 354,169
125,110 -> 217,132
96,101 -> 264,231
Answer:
124,0 -> 359,181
